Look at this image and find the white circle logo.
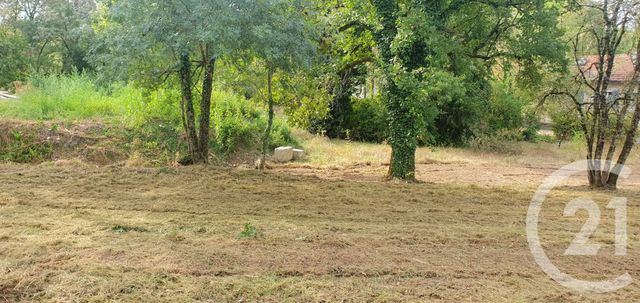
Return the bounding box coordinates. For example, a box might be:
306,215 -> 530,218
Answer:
526,160 -> 633,293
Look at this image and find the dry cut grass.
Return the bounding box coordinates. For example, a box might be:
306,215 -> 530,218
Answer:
0,159 -> 640,302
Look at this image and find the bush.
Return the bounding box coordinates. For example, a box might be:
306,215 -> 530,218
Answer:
549,106 -> 581,145
471,81 -> 539,145
212,91 -> 296,156
474,82 -> 526,137
484,82 -> 526,132
120,85 -> 182,128
347,96 -> 388,143
522,111 -> 542,142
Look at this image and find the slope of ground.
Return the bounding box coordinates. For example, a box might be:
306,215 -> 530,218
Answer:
0,120 -> 127,165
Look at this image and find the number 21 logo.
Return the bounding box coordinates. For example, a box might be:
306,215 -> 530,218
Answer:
564,197 -> 627,256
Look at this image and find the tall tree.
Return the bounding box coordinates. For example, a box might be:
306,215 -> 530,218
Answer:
340,0 -> 565,180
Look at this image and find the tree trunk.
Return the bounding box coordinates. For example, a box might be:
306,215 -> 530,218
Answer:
592,94 -> 608,188
607,97 -> 640,189
198,55 -> 216,164
178,51 -> 200,164
260,67 -> 275,170
385,83 -> 417,181
388,142 -> 417,180
603,100 -> 630,182
370,0 -> 417,181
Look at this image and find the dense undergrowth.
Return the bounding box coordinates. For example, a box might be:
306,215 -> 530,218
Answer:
0,74 -> 296,164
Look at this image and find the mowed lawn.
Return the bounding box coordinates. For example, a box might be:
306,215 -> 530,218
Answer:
0,161 -> 639,302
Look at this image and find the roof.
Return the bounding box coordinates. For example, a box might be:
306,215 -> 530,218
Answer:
579,54 -> 638,82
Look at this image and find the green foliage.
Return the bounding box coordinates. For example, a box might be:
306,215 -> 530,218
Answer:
238,223 -> 259,239
122,85 -> 183,128
0,0 -> 571,173
321,0 -> 566,178
549,105 -> 582,144
248,0 -> 316,71
0,75 -> 295,159
467,82 -> 543,145
0,25 -> 29,88
522,111 -> 542,142
98,0 -> 256,85
212,91 -> 295,156
1,0 -> 97,75
283,84 -> 331,131
348,96 -> 388,143
423,70 -> 478,146
124,122 -> 184,165
483,82 -> 526,133
0,131 -> 53,163
536,134 -> 556,144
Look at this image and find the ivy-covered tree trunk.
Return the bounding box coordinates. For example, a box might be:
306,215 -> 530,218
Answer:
198,52 -> 216,163
260,67 -> 275,169
178,51 -> 201,163
371,0 -> 418,181
385,82 -> 417,180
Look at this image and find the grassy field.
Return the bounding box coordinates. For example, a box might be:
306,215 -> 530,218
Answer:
1,132 -> 640,302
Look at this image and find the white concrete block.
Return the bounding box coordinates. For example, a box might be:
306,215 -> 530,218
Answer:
274,146 -> 294,163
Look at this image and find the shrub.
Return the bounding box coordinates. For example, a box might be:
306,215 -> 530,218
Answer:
522,111 -> 542,142
484,82 -> 526,132
211,90 -> 296,156
128,89 -> 297,159
549,106 -> 581,146
347,96 -> 388,143
470,81 -> 539,145
120,85 -> 182,128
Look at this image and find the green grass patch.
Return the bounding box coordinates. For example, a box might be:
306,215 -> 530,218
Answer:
111,225 -> 149,233
238,223 -> 260,239
0,74 -> 127,121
